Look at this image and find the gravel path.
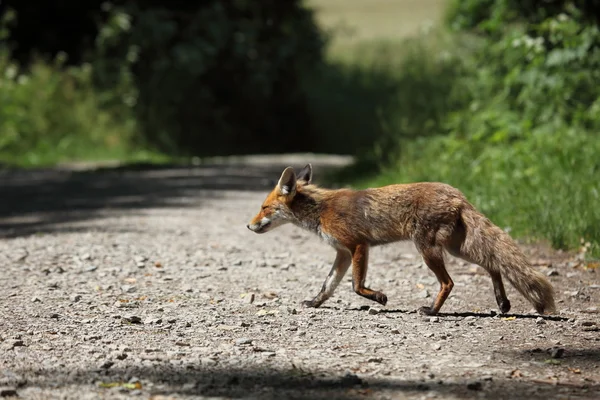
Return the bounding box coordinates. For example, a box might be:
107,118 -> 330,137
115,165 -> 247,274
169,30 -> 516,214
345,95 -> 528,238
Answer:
1,154 -> 599,400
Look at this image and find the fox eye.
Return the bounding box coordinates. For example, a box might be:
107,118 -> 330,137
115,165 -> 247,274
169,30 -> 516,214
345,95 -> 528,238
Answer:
261,205 -> 268,211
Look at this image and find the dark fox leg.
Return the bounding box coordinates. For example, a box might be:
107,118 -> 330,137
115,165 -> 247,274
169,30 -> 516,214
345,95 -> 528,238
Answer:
351,244 -> 387,306
489,271 -> 511,313
418,245 -> 454,315
302,249 -> 352,308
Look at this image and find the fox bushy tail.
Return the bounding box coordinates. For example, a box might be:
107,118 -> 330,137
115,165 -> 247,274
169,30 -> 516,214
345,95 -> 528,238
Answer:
459,206 -> 556,314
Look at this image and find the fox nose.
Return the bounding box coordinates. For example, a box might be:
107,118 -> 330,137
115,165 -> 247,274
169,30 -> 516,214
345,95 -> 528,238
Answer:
246,224 -> 251,230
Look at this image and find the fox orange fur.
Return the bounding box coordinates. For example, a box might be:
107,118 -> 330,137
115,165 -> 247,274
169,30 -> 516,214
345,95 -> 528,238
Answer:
247,164 -> 556,315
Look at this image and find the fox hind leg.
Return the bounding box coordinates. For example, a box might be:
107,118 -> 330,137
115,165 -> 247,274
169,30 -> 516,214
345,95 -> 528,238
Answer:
302,249 -> 352,308
489,271 -> 511,313
351,244 -> 388,306
445,228 -> 511,314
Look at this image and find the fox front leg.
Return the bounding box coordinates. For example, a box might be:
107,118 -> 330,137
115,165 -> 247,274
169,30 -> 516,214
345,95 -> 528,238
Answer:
302,250 -> 352,308
351,244 -> 388,306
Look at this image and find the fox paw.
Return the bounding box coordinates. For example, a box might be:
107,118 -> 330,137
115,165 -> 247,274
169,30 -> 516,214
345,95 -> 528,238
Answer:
499,300 -> 511,314
373,292 -> 388,306
418,306 -> 438,316
301,299 -> 321,308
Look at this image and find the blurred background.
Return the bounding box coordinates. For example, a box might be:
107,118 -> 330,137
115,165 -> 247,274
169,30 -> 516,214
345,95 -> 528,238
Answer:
0,0 -> 599,255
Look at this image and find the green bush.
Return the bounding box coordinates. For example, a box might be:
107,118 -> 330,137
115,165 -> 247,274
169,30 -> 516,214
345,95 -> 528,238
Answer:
447,6 -> 600,137
445,0 -> 600,34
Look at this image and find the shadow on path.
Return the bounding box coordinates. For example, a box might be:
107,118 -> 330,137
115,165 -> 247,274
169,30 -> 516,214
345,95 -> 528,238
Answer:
343,307 -> 571,322
10,364 -> 600,400
0,156 -> 349,239
514,347 -> 600,365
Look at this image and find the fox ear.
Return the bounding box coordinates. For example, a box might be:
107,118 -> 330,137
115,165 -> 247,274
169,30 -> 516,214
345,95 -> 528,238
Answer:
277,167 -> 297,196
297,163 -> 313,183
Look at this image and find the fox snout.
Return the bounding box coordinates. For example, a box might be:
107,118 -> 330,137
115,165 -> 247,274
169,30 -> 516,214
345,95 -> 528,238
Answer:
247,217 -> 272,234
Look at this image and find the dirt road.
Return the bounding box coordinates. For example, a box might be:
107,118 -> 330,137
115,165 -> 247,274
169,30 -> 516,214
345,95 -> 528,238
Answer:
1,155 -> 598,400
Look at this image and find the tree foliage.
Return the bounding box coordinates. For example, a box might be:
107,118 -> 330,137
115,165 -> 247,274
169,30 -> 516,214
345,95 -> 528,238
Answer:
1,1 -> 325,156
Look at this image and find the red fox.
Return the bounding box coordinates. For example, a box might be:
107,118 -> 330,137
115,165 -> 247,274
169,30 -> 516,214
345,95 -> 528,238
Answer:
247,164 -> 556,315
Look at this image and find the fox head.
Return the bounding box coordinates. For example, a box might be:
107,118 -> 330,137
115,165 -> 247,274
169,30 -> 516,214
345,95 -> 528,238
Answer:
246,164 -> 313,234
